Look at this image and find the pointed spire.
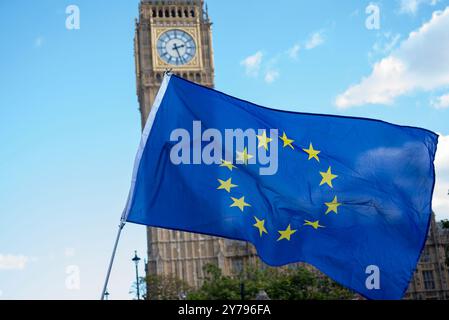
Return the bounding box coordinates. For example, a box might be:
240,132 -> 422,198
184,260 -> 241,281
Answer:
203,1 -> 209,21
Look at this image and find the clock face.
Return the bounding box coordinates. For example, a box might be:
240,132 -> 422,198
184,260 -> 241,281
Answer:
157,29 -> 196,66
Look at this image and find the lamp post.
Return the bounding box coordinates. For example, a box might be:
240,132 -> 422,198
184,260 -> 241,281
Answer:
240,282 -> 245,300
132,250 -> 141,300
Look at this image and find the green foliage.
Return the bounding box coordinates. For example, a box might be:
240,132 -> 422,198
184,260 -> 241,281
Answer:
187,263 -> 356,300
143,274 -> 191,300
187,264 -> 242,300
441,219 -> 449,230
129,276 -> 147,300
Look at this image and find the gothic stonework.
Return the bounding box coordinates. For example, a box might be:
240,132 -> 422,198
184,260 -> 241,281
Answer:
135,0 -> 214,127
405,213 -> 449,300
134,0 -> 257,291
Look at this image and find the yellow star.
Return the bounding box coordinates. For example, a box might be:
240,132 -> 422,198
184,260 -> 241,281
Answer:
217,178 -> 238,193
319,166 -> 338,188
279,132 -> 294,149
220,159 -> 237,171
325,196 -> 341,215
277,224 -> 297,241
256,130 -> 273,150
304,220 -> 325,230
302,143 -> 321,162
253,216 -> 268,237
230,196 -> 251,212
236,147 -> 254,165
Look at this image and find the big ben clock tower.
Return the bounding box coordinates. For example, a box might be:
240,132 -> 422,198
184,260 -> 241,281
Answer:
134,0 -> 257,291
135,0 -> 214,128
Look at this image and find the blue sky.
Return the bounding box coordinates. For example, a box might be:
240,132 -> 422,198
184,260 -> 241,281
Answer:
0,0 -> 448,299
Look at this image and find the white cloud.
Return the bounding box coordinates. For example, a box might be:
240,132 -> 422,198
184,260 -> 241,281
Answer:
0,254 -> 29,270
336,56 -> 409,107
400,0 -> 420,14
399,0 -> 439,15
264,69 -> 280,84
434,134 -> 449,220
336,7 -> 449,109
431,93 -> 449,109
435,134 -> 449,174
305,31 -> 325,50
245,29 -> 326,82
240,51 -> 263,77
287,44 -> 300,59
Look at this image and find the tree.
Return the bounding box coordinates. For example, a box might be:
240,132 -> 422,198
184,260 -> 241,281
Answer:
129,276 -> 147,300
187,264 -> 241,300
146,274 -> 191,300
440,219 -> 449,230
188,263 -> 356,300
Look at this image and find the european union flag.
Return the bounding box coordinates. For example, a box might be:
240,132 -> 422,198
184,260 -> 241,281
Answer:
123,74 -> 438,300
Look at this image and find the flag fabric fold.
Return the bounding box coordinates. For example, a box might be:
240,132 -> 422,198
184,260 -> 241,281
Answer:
123,74 -> 438,300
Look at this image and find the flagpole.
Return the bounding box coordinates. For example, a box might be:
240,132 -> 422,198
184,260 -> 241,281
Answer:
101,220 -> 126,300
99,69 -> 171,300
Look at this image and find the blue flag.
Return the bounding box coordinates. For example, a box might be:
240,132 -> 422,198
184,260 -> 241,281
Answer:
123,74 -> 438,300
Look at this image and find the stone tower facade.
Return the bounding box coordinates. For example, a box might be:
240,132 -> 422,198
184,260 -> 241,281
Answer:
134,0 -> 258,290
135,0 -> 214,128
405,213 -> 449,299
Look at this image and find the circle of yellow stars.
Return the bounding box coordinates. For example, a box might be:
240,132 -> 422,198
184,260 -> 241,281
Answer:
216,130 -> 342,242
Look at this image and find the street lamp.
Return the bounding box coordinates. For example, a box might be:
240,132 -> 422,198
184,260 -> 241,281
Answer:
132,250 -> 141,300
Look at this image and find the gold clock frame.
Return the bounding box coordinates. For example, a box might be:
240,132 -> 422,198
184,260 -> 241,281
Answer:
151,26 -> 203,71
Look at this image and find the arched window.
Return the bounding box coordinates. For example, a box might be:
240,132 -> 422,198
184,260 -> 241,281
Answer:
182,73 -> 188,79
158,10 -> 163,18
190,9 -> 195,17
171,9 -> 176,17
184,9 -> 189,17
196,73 -> 201,82
165,9 -> 169,17
178,9 -> 183,17
152,9 -> 157,17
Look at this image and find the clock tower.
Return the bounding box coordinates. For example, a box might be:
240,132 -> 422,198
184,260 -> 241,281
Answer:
134,0 -> 257,291
135,0 -> 214,128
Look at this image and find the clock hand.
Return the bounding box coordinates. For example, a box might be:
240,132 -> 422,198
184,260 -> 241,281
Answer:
173,43 -> 185,49
173,44 -> 184,63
